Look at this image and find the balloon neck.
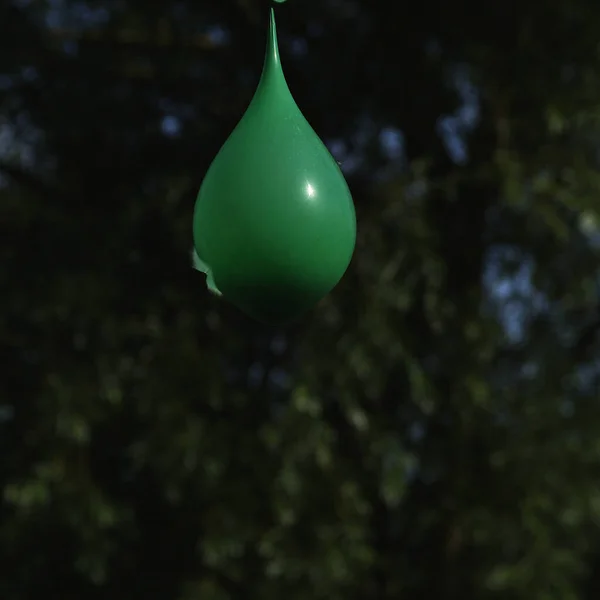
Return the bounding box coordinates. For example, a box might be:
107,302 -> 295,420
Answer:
258,9 -> 287,90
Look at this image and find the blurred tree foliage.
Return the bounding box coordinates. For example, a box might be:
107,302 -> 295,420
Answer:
1,0 -> 600,599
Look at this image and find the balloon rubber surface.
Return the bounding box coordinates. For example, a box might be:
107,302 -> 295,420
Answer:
193,10 -> 356,324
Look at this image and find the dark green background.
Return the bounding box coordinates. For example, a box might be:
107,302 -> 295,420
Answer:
2,1 -> 600,599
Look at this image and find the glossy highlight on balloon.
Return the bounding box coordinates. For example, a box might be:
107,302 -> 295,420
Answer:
192,8 -> 356,324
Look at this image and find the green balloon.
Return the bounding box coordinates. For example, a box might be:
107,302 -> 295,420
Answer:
193,9 -> 356,324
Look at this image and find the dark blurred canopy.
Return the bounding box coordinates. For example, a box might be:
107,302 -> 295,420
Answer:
1,1 -> 600,599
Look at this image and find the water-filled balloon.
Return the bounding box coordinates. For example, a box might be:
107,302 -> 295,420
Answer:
192,8 -> 356,324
